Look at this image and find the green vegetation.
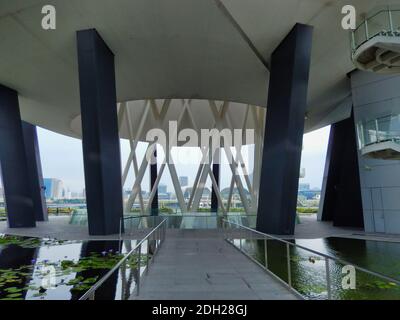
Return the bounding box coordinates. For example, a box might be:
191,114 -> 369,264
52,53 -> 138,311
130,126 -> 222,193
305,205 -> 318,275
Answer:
0,235 -> 43,248
159,207 -> 174,214
297,207 -> 318,214
47,207 -> 74,215
50,199 -> 86,204
238,238 -> 400,300
0,236 -> 144,300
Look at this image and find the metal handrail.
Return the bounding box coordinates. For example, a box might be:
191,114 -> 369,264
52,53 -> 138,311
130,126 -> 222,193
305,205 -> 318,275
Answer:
80,218 -> 167,300
351,8 -> 400,54
223,219 -> 400,299
357,114 -> 400,149
120,214 -> 257,238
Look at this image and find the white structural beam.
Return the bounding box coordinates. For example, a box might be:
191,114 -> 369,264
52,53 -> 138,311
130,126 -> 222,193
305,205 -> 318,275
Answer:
125,104 -> 146,213
208,100 -> 251,214
122,100 -> 150,185
125,143 -> 156,212
121,98 -> 262,216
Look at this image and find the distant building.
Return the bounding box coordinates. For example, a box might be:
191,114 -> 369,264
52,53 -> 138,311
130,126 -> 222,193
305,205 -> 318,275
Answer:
179,176 -> 189,187
158,193 -> 171,200
298,183 -> 310,191
62,188 -> 72,200
43,178 -> 63,199
298,190 -> 321,200
183,187 -> 212,200
158,184 -> 167,194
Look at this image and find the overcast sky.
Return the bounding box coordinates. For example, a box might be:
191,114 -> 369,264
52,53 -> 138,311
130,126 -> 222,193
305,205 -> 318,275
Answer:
34,125 -> 331,194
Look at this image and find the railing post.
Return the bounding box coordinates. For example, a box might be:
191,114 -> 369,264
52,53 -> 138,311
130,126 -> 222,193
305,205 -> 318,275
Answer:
146,239 -> 150,274
375,119 -> 380,142
389,9 -> 394,33
365,19 -> 369,40
239,226 -> 243,250
264,238 -> 268,269
286,243 -> 292,288
162,221 -> 164,241
89,292 -> 95,300
351,31 -> 356,52
136,244 -> 141,296
160,221 -> 163,244
325,257 -> 332,300
156,224 -> 158,248
119,217 -> 123,240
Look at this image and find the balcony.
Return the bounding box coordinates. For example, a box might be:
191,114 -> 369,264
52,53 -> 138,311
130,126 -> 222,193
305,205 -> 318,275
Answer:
351,7 -> 400,73
357,114 -> 400,160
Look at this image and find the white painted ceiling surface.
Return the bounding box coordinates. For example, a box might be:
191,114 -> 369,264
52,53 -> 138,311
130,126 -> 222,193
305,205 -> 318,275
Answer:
70,99 -> 265,142
0,0 -> 388,138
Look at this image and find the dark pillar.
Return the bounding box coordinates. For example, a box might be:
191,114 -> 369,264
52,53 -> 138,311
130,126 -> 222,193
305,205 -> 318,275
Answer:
211,150 -> 220,213
320,113 -> 364,228
256,24 -> 313,235
77,29 -> 123,235
22,122 -> 48,221
150,148 -> 159,216
0,85 -> 36,228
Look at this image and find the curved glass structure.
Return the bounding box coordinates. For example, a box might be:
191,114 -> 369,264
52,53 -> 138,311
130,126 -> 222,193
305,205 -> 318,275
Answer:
351,7 -> 400,54
356,114 -> 400,149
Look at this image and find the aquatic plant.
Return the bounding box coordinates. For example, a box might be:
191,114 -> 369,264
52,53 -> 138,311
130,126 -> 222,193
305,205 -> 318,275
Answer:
0,236 -> 144,300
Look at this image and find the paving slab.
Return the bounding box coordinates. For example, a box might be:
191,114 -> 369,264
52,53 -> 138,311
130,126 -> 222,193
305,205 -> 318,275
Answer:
133,230 -> 298,300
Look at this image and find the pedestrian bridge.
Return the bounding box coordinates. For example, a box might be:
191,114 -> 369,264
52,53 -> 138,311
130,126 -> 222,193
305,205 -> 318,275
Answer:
1,216 -> 399,300
132,229 -> 297,300
78,217 -> 400,300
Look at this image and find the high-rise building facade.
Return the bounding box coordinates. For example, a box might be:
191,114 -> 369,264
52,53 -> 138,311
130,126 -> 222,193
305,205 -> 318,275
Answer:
179,176 -> 189,187
43,178 -> 63,199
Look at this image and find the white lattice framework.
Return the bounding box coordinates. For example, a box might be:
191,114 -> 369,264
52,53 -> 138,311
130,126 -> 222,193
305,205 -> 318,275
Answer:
117,99 -> 266,215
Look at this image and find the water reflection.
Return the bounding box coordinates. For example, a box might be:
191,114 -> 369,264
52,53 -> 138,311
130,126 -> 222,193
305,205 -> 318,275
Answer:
0,241 -> 37,300
234,237 -> 400,300
0,234 -> 139,300
70,241 -> 121,300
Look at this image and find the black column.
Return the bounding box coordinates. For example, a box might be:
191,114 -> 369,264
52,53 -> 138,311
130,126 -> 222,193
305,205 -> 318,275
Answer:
77,29 -> 123,235
150,148 -> 159,216
22,122 -> 47,221
320,113 -> 364,228
256,24 -> 313,235
0,85 -> 36,228
211,150 -> 220,213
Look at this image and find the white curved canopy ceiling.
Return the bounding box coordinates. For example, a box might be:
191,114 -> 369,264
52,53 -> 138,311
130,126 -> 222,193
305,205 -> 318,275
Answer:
70,99 -> 265,142
0,0 -> 386,138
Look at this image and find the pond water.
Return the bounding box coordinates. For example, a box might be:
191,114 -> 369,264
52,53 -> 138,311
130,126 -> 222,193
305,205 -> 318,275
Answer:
2,233 -> 400,300
233,237 -> 400,300
0,235 -> 147,300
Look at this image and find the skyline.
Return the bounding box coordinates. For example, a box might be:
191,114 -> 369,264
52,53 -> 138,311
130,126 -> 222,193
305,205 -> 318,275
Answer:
35,125 -> 331,194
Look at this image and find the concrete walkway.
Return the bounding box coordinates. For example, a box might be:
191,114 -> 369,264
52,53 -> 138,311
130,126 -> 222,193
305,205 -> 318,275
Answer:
0,216 -> 146,240
133,230 -> 297,300
293,215 -> 363,239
